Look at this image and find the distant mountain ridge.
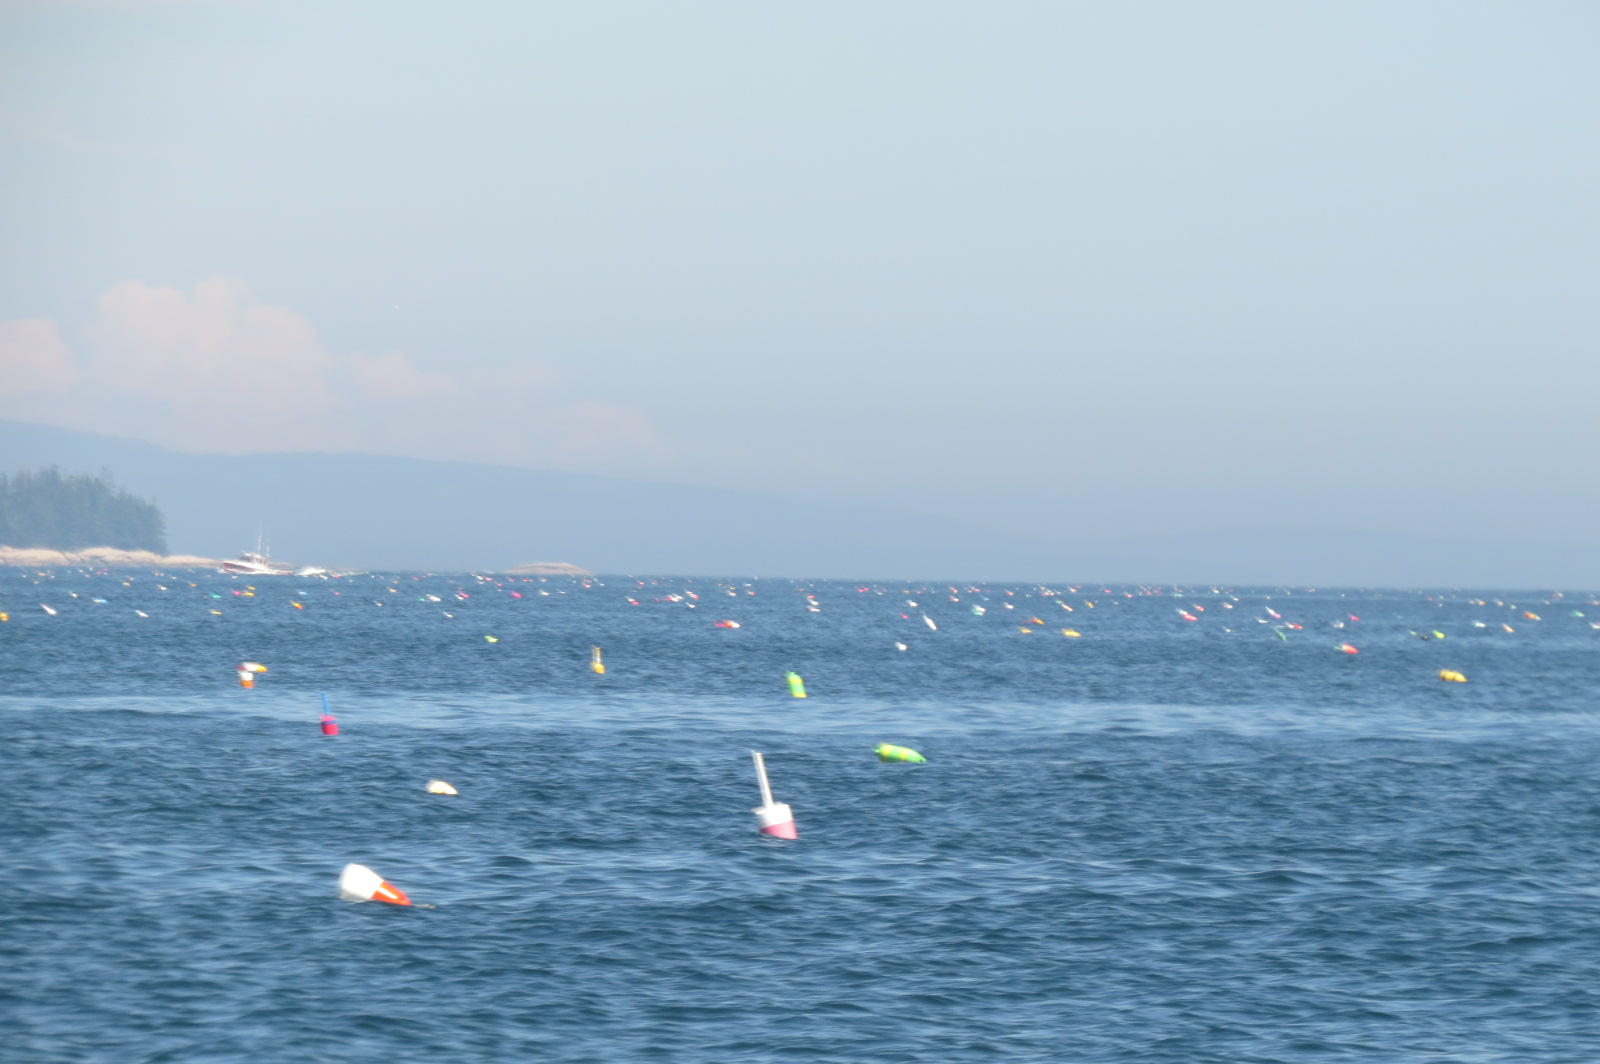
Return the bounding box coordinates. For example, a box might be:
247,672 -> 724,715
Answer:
0,419 -> 1590,587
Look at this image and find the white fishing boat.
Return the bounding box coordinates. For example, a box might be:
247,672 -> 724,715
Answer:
220,550 -> 295,576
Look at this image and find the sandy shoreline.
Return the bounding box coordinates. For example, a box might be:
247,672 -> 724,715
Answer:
0,546 -> 222,568
0,547 -> 592,573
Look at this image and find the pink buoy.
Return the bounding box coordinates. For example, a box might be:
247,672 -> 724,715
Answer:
750,751 -> 797,839
319,693 -> 338,735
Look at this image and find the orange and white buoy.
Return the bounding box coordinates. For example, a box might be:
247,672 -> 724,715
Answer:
236,661 -> 267,688
338,863 -> 412,905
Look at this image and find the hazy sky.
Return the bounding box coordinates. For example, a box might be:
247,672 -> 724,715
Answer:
2,1 -> 1597,547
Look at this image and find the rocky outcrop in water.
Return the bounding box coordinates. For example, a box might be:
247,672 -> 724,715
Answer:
504,561 -> 591,575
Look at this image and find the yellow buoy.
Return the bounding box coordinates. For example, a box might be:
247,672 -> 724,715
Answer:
1438,669 -> 1467,683
426,779 -> 459,795
1061,629 -> 1080,637
591,646 -> 605,674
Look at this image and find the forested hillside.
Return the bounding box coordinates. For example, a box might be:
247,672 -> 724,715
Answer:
0,467 -> 167,552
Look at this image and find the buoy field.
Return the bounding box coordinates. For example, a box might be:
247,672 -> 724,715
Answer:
5,567 -> 1600,1062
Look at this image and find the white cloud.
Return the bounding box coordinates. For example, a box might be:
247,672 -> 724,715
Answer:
0,318 -> 79,396
349,350 -> 459,401
0,277 -> 670,474
81,278 -> 342,444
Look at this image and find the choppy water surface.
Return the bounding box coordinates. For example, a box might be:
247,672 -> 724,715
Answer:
4,571 -> 1600,1062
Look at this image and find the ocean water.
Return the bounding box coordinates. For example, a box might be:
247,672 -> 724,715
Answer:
4,570 -> 1600,1063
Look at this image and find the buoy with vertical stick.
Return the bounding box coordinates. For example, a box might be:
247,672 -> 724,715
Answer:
320,692 -> 338,735
591,645 -> 605,674
750,751 -> 797,839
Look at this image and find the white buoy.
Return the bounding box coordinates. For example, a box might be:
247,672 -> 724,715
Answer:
338,862 -> 412,905
425,779 -> 458,795
236,661 -> 267,689
750,751 -> 797,839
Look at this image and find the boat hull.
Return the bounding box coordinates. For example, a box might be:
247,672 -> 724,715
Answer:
220,552 -> 295,575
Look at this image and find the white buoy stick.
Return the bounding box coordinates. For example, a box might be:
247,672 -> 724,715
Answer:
752,750 -> 775,808
749,750 -> 797,838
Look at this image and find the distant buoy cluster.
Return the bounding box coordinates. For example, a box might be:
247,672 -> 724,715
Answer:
236,661 -> 267,688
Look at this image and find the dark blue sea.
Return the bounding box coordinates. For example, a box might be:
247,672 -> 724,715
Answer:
5,570 -> 1600,1062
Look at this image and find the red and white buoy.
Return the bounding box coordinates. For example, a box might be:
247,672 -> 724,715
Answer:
338,862 -> 412,905
750,751 -> 797,839
236,661 -> 267,689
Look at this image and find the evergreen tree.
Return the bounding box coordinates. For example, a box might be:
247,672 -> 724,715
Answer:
0,467 -> 167,552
